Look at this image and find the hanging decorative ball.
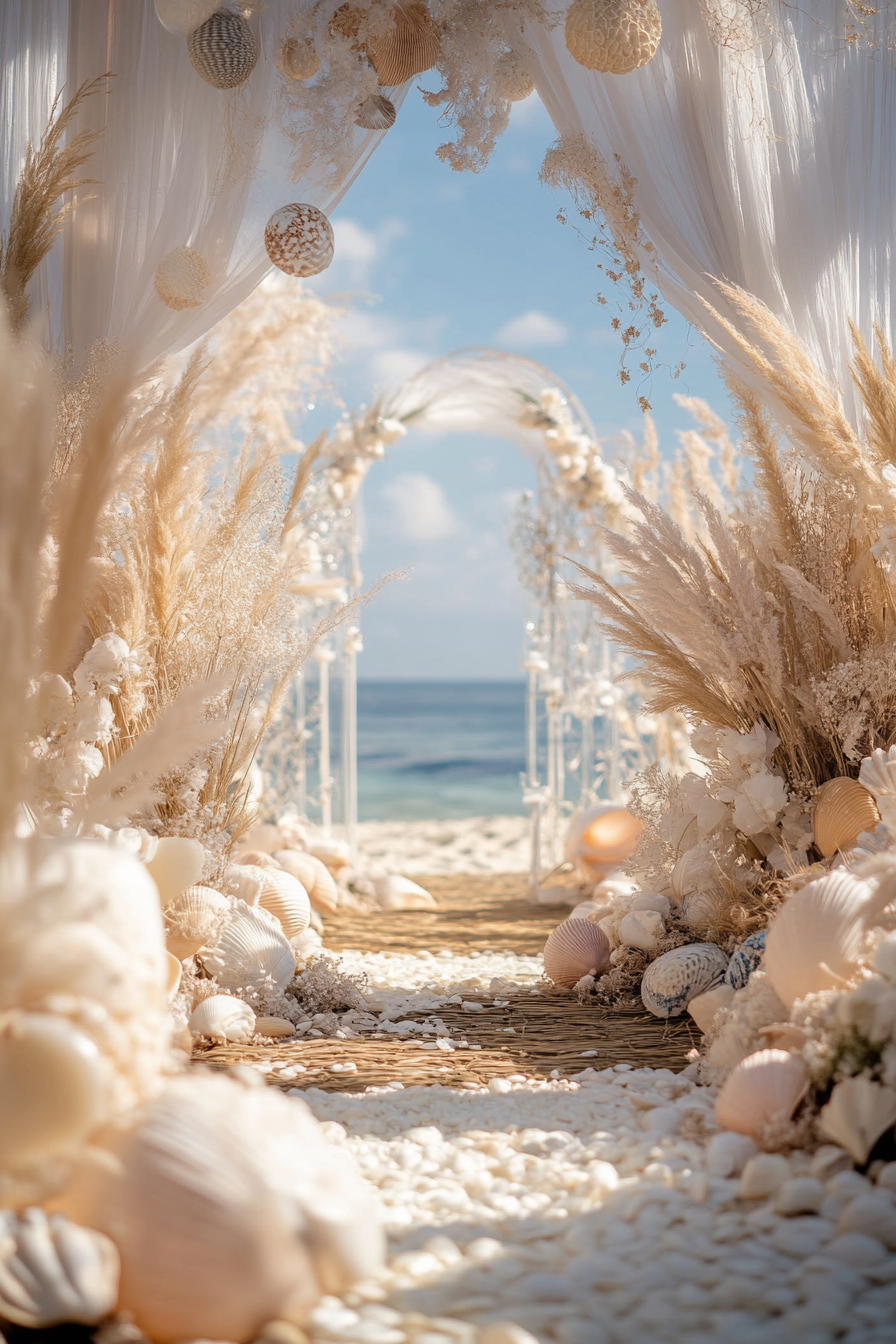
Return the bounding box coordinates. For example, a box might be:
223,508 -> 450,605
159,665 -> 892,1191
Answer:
368,1 -> 441,86
154,1 -> 220,35
565,0 -> 662,74
277,35 -> 321,80
493,52 -> 535,102
154,247 -> 212,310
264,204 -> 335,277
187,10 -> 258,90
355,93 -> 397,131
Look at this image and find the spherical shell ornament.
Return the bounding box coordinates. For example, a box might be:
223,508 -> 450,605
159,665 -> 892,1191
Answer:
254,1016 -> 296,1038
493,51 -> 535,102
641,942 -> 728,1018
715,1049 -> 810,1137
164,884 -> 229,959
617,908 -> 664,952
189,995 -> 255,1043
199,903 -> 295,992
725,930 -> 766,991
274,850 -> 339,914
813,776 -> 881,857
355,93 -> 397,130
565,801 -> 643,879
566,0 -> 661,73
368,1 -> 442,86
687,982 -> 735,1034
265,204 -> 335,278
0,1208 -> 119,1327
145,836 -> 205,908
817,1076 -> 896,1164
155,0 -> 219,34
373,875 -> 436,911
153,246 -> 211,310
763,869 -> 876,1009
278,35 -> 320,80
187,10 -> 258,89
543,920 -> 611,988
256,870 -> 311,940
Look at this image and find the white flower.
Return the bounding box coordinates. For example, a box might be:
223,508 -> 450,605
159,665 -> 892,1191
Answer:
730,770 -> 788,835
73,633 -> 139,696
716,723 -> 780,779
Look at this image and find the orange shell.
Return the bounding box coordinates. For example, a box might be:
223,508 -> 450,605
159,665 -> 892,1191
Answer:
813,776 -> 880,857
369,2 -> 441,86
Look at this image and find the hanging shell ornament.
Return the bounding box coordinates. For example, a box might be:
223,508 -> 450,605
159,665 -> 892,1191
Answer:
543,920 -> 611,988
199,902 -> 295,992
565,801 -> 643,880
189,994 -> 255,1043
565,0 -> 662,74
641,942 -> 729,1018
277,35 -> 321,80
493,51 -> 535,102
145,835 -> 205,908
187,9 -> 258,89
155,0 -> 220,35
368,1 -> 442,86
256,870 -> 312,940
265,204 -> 335,277
0,1208 -> 119,1327
818,1076 -> 896,1165
715,1049 -> 811,1138
725,931 -> 767,991
164,883 -> 229,960
273,850 -> 339,915
812,776 -> 880,857
355,93 -> 397,130
154,246 -> 211,310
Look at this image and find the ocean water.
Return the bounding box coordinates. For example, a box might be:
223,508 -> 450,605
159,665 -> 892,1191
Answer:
357,681 -> 527,821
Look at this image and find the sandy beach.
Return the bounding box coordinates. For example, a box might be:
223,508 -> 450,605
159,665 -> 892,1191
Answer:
355,816 -> 530,877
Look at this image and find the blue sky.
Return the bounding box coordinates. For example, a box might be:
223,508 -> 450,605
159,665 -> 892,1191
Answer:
306,85 -> 727,679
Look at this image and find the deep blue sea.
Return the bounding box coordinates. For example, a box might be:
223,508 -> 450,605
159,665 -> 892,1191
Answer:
357,681 -> 527,821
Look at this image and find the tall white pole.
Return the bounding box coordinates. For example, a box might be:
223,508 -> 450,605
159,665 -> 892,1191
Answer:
314,644 -> 336,833
343,624 -> 361,861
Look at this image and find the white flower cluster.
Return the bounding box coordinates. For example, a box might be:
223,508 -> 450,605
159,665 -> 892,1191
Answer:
324,412 -> 408,505
520,388 -> 626,516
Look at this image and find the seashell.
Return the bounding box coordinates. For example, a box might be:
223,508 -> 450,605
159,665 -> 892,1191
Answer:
757,1022 -> 809,1052
265,203 -> 334,278
493,51 -> 535,102
355,93 -> 397,130
153,245 -> 211,310
593,874 -> 638,901
373,875 -> 436,911
569,899 -> 612,921
725,930 -> 767,990
640,942 -> 729,1018
681,888 -> 721,932
817,1076 -> 896,1165
631,891 -> 671,917
368,1 -> 442,86
543,920 -> 611,988
764,869 -> 882,1009
254,1016 -> 296,1038
189,994 -> 255,1043
227,861 -> 269,904
617,908 -> 664,952
859,745 -> 896,830
739,1152 -> 791,1200
670,846 -> 713,905
872,930 -> 896,980
273,850 -> 339,915
0,1012 -> 110,1168
565,802 -> 643,880
277,35 -> 320,80
0,1208 -> 119,1327
309,837 -> 351,871
715,1049 -> 810,1138
154,0 -> 219,35
58,1072 -> 384,1343
256,869 -> 311,940
536,884 -> 582,905
237,849 -> 281,868
565,0 -> 662,74
813,776 -> 880,857
145,836 -> 205,908
164,884 -> 229,959
187,9 -> 258,89
165,951 -> 182,1001
687,982 -> 735,1034
597,913 -> 617,947
199,903 -> 295,992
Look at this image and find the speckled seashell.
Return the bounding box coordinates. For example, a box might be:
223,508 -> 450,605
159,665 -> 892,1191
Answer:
715,1049 -> 810,1137
264,203 -> 334,278
355,93 -> 397,130
565,0 -> 662,74
725,931 -> 766,991
273,850 -> 339,915
640,942 -> 728,1018
277,35 -> 320,80
369,1 -> 441,86
164,884 -> 228,960
199,903 -> 295,992
493,51 -> 534,102
817,1076 -> 896,1165
189,994 -> 255,1043
0,1208 -> 119,1327
617,908 -> 664,952
543,920 -> 611,988
763,869 -> 878,1009
254,1016 -> 296,1039
153,245 -> 211,310
813,776 -> 880,858
187,9 -> 258,89
687,983 -> 735,1034
256,869 -> 311,940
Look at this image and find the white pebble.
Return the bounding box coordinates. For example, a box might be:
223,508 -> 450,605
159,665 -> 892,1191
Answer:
837,1193 -> 896,1248
706,1132 -> 757,1178
775,1177 -> 826,1216
739,1153 -> 791,1200
488,1078 -> 512,1094
876,1162 -> 896,1192
823,1232 -> 890,1267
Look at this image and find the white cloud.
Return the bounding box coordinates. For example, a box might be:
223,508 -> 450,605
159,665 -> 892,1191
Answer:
494,309 -> 569,349
326,216 -> 408,285
381,473 -> 460,542
508,91 -> 551,133
369,346 -> 431,388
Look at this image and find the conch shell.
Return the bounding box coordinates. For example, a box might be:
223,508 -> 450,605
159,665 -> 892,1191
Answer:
543,920 -> 611,988
715,1049 -> 810,1137
817,1075 -> 896,1164
0,1208 -> 119,1327
373,875 -> 436,911
813,776 -> 880,858
189,994 -> 255,1044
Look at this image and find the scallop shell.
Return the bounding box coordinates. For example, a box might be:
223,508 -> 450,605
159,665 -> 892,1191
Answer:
763,869 -> 878,1009
256,869 -> 311,940
543,920 -> 611,988
368,1 -> 441,86
565,0 -> 662,74
154,1 -> 219,36
687,983 -> 735,1034
154,245 -> 211,310
264,203 -> 334,278
187,10 -> 258,89
617,908 -> 664,952
273,850 -> 339,915
493,52 -> 535,102
373,875 -> 436,911
189,994 -> 255,1043
725,930 -> 766,991
236,849 -> 281,868
813,776 -> 881,858
565,801 -> 643,879
0,1208 -> 119,1327
277,35 -> 320,80
715,1049 -> 810,1137
640,942 -> 729,1018
145,836 -> 205,908
355,93 -> 397,130
817,1076 -> 896,1165
309,837 -> 351,871
164,884 -> 229,959
254,1016 -> 296,1038
199,903 -> 295,992
681,888 -> 722,932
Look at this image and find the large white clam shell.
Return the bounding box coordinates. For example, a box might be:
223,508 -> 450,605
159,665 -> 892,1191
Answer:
189,994 -> 255,1044
0,1208 -> 119,1327
764,869 -> 879,1009
164,884 -> 229,959
199,902 -> 295,992
274,850 -> 339,914
145,836 -> 205,908
817,1076 -> 896,1164
565,802 -> 643,879
715,1049 -> 810,1137
543,920 -> 611,988
256,870 -> 311,940
641,943 -> 728,1018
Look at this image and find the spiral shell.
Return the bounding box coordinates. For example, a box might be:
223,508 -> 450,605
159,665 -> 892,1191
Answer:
565,0 -> 662,74
189,994 -> 255,1043
164,884 -> 228,959
493,51 -> 535,102
187,9 -> 258,89
817,1076 -> 896,1165
813,776 -> 880,858
725,931 -> 766,990
145,836 -> 205,908
715,1049 -> 810,1137
543,920 -> 611,988
199,903 -> 295,992
277,35 -> 320,80
273,850 -> 339,915
0,1208 -> 119,1327
641,942 -> 729,1018
368,1 -> 442,86
763,869 -> 877,1009
154,246 -> 211,310
355,93 -> 397,130
565,801 -> 643,879
256,869 -> 311,940
264,204 -> 334,278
